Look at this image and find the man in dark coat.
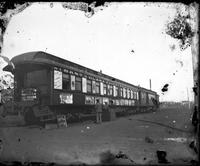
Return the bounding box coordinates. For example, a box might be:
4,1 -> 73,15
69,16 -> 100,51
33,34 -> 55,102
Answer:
192,105 -> 198,133
95,99 -> 102,123
0,90 -> 4,116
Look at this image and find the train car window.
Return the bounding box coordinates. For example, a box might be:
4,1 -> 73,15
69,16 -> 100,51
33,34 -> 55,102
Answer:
133,91 -> 136,99
117,87 -> 120,97
127,89 -> 130,98
130,90 -> 133,99
75,76 -> 82,91
123,88 -> 127,98
92,80 -> 96,93
115,86 -> 118,97
113,86 -> 118,97
62,73 -> 70,90
87,79 -> 92,93
82,77 -> 87,93
119,87 -> 123,97
113,86 -> 116,97
100,82 -> 104,95
108,85 -> 113,96
133,92 -> 135,100
107,85 -> 110,95
95,81 -> 100,94
70,75 -> 75,90
103,83 -> 107,95
110,85 -> 113,96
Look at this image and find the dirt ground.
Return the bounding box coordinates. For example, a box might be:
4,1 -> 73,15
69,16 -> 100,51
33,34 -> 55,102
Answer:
0,107 -> 198,165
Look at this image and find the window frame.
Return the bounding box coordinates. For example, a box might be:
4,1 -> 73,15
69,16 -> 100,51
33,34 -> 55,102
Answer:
130,90 -> 133,99
108,84 -> 113,96
127,89 -> 130,98
120,87 -> 123,98
123,88 -> 127,98
103,83 -> 107,95
62,73 -> 70,90
87,79 -> 92,93
95,81 -> 100,94
115,86 -> 118,97
75,76 -> 82,91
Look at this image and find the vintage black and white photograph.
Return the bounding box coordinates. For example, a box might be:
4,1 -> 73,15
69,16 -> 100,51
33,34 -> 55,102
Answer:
0,2 -> 199,165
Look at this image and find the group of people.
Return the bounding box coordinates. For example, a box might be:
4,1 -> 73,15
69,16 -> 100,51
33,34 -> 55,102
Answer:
95,99 -> 110,124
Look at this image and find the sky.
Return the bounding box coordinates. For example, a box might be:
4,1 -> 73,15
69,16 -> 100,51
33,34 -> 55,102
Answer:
0,2 -> 197,102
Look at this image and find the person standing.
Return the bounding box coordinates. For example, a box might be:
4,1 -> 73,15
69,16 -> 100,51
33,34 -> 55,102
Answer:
192,105 -> 198,133
0,90 -> 2,116
103,102 -> 110,121
103,102 -> 109,112
95,99 -> 102,123
0,90 -> 2,106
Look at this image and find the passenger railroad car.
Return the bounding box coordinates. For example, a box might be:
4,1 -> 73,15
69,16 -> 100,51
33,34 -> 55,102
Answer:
3,51 -> 159,124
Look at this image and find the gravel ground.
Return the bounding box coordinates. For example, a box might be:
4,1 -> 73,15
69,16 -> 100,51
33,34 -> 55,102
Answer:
0,107 -> 198,165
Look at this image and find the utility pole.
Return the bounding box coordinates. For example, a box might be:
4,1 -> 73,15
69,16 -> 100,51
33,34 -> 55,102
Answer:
187,87 -> 190,109
149,79 -> 151,90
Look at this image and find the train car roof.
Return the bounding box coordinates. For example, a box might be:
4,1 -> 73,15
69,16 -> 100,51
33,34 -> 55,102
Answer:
4,51 -> 157,94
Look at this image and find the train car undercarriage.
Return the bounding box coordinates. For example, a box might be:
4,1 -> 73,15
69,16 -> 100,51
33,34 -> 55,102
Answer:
18,104 -> 158,126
